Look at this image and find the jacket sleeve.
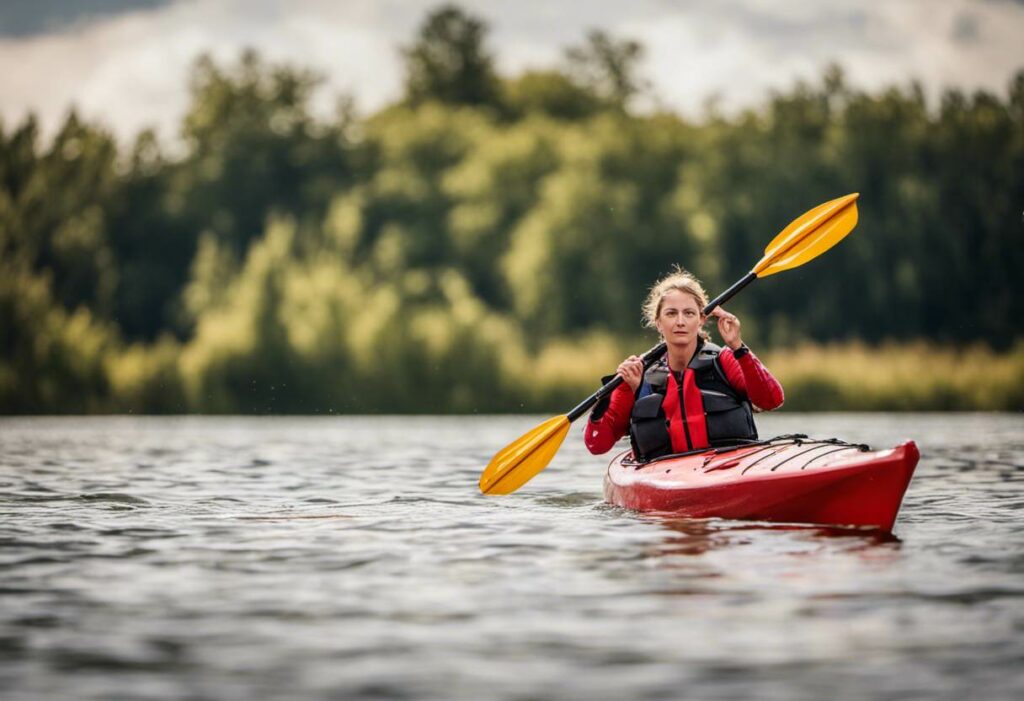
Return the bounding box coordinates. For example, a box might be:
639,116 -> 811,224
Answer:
584,383 -> 635,454
718,348 -> 785,411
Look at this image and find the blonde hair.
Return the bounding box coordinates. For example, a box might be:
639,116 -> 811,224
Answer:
642,266 -> 710,338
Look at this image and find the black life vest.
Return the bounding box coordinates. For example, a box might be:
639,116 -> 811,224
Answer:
630,341 -> 757,461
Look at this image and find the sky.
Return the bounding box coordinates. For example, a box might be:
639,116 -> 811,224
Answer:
1,0 -> 1023,144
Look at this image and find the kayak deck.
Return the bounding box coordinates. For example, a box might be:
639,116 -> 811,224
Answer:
604,435 -> 919,531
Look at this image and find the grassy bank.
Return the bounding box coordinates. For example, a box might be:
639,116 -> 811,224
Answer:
11,326 -> 1023,413
763,342 -> 1024,412
517,339 -> 1024,413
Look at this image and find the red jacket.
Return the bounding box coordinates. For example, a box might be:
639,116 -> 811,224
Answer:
585,347 -> 784,455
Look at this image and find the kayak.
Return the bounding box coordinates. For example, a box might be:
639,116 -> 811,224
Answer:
603,435 -> 918,531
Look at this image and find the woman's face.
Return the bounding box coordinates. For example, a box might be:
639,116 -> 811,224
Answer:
655,289 -> 705,345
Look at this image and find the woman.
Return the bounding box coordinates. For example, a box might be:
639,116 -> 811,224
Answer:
585,267 -> 784,461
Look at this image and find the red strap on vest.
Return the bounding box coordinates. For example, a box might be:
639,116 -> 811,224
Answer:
662,369 -> 710,452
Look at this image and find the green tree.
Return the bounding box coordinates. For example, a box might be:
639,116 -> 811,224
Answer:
104,130 -> 195,340
0,261 -> 115,413
502,70 -> 603,120
503,114 -> 698,338
444,117 -> 561,305
103,50 -> 359,341
340,104 -> 487,278
565,30 -> 648,110
174,50 -> 356,255
402,4 -> 501,108
0,112 -> 120,317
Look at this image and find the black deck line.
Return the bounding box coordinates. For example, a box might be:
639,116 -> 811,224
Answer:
799,445 -> 860,469
769,443 -> 844,472
739,446 -> 790,475
735,438 -> 855,474
703,443 -> 783,471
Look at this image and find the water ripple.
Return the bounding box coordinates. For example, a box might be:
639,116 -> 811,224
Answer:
0,413 -> 1022,700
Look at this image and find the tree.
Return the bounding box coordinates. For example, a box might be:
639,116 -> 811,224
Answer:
402,5 -> 501,108
175,50 -> 355,255
502,70 -> 603,120
565,30 -> 648,109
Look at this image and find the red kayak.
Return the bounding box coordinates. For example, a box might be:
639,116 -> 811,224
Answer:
604,435 -> 919,531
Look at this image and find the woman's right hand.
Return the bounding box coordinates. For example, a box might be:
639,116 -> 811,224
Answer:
616,355 -> 644,392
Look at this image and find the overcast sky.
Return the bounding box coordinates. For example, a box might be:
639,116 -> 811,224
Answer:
2,0 -> 1023,143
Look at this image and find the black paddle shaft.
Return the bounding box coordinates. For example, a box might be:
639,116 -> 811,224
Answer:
565,271 -> 757,422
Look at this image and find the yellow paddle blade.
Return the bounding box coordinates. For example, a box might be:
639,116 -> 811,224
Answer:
753,193 -> 859,277
478,415 -> 570,495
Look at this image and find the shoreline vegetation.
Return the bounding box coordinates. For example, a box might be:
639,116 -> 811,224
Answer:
76,338 -> 1024,414
2,6 -> 1022,415
764,342 -> 1024,412
524,339 -> 1024,414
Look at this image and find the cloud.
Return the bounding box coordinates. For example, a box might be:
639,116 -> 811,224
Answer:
0,0 -> 1021,144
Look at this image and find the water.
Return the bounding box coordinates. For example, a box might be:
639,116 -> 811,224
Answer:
1,413 -> 1022,701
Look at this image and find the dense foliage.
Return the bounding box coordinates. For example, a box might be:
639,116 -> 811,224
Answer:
2,6 -> 1022,413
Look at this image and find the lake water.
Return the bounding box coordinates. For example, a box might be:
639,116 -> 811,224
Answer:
1,414 -> 1022,700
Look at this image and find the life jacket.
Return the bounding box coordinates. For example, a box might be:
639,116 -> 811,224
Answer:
630,341 -> 757,461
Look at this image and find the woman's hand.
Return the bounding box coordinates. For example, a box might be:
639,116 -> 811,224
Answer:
616,355 -> 644,392
709,308 -> 743,350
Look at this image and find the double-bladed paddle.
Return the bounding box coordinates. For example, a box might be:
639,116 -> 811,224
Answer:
479,193 -> 860,495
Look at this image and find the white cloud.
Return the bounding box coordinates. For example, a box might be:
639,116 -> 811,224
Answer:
0,0 -> 1021,144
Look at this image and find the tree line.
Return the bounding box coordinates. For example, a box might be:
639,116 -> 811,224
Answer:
2,5 -> 1021,413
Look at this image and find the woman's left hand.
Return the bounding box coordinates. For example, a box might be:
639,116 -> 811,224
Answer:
709,307 -> 743,350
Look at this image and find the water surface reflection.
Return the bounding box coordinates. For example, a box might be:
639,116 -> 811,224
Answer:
0,413 -> 1021,700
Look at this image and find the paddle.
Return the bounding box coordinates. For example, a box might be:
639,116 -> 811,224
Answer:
479,193 -> 860,495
